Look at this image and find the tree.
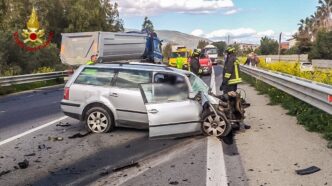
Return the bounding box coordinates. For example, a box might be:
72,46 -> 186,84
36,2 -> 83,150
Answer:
0,0 -> 125,76
211,41 -> 226,56
197,40 -> 209,49
162,43 -> 172,61
309,30 -> 332,59
257,36 -> 279,55
65,0 -> 123,33
142,16 -> 154,32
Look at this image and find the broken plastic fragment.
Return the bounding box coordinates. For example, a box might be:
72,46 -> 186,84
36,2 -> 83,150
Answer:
295,166 -> 320,175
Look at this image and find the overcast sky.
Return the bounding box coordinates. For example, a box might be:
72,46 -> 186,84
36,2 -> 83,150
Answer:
116,0 -> 318,44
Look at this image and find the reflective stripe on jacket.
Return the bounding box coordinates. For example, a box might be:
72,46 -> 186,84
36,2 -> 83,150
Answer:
223,54 -> 242,85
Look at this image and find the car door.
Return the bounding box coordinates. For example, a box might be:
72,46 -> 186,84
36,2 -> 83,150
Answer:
109,69 -> 152,129
140,83 -> 202,139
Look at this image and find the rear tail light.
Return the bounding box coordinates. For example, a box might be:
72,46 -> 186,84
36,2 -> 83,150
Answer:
64,87 -> 70,100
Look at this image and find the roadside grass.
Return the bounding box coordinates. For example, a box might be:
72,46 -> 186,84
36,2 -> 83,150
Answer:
242,73 -> 332,147
0,78 -> 64,96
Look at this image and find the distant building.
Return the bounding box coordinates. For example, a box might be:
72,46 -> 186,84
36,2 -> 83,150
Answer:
280,42 -> 290,50
235,43 -> 260,51
287,38 -> 297,48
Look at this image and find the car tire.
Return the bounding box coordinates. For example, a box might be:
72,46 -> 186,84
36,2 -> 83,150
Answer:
201,110 -> 231,137
84,107 -> 114,133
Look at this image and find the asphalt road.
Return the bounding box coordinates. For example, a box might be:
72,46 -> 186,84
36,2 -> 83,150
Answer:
3,64 -> 327,186
0,86 -> 64,140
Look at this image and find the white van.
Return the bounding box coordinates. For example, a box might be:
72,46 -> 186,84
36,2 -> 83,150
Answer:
203,45 -> 218,65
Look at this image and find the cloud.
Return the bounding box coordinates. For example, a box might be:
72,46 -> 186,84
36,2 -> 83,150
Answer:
191,29 -> 205,37
206,28 -> 257,39
257,30 -> 275,37
191,28 -> 289,43
224,8 -> 242,15
117,0 -> 234,16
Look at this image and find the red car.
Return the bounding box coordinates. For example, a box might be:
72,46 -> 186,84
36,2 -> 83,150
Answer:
199,53 -> 213,75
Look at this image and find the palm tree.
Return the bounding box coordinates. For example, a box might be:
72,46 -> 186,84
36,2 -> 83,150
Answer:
318,0 -> 332,28
298,19 -> 305,32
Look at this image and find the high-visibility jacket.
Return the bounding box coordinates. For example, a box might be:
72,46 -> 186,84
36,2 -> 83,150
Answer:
176,57 -> 185,69
86,60 -> 94,65
223,54 -> 242,85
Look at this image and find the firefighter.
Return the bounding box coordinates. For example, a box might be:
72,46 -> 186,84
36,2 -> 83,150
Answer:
220,47 -> 242,94
86,54 -> 98,65
220,47 -> 251,130
190,49 -> 201,76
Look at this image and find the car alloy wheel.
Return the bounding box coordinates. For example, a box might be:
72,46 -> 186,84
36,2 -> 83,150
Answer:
87,111 -> 109,133
202,112 -> 229,137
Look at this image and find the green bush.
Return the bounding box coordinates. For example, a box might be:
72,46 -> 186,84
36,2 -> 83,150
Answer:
309,30 -> 332,60
242,73 -> 332,144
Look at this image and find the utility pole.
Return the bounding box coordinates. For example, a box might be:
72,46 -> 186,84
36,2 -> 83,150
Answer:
278,32 -> 282,62
227,35 -> 230,45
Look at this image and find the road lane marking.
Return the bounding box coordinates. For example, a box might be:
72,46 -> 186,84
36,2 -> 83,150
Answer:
206,137 -> 228,186
210,67 -> 217,94
0,116 -> 68,146
206,66 -> 228,186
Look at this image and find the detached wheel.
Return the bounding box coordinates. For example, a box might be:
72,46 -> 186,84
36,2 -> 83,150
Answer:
201,111 -> 231,137
85,107 -> 113,133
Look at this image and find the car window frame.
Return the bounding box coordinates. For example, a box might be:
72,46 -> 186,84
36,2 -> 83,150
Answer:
73,67 -> 116,87
113,69 -> 152,90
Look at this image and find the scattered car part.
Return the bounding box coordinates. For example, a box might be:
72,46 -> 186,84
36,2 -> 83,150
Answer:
295,166 -> 321,175
24,153 -> 36,157
68,132 -> 91,139
48,137 -> 64,141
56,122 -> 71,127
0,170 -> 10,177
18,159 -> 29,169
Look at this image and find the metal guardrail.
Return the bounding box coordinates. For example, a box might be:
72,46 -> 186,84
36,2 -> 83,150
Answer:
0,71 -> 67,87
240,65 -> 332,115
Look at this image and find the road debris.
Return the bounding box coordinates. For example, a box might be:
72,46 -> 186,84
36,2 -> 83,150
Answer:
48,136 -> 64,141
24,153 -> 36,157
18,159 -> 29,169
68,132 -> 91,139
169,181 -> 179,185
295,166 -> 321,175
0,170 -> 11,177
38,144 -> 46,149
112,160 -> 139,172
56,122 -> 71,127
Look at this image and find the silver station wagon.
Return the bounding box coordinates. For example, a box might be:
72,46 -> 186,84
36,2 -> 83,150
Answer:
61,63 -> 229,139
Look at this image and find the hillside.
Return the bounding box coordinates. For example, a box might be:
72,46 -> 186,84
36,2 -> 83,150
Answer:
155,30 -> 212,50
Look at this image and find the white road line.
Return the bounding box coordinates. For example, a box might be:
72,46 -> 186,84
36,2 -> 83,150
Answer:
210,67 -> 217,94
206,67 -> 228,186
0,116 -> 68,146
206,137 -> 228,186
